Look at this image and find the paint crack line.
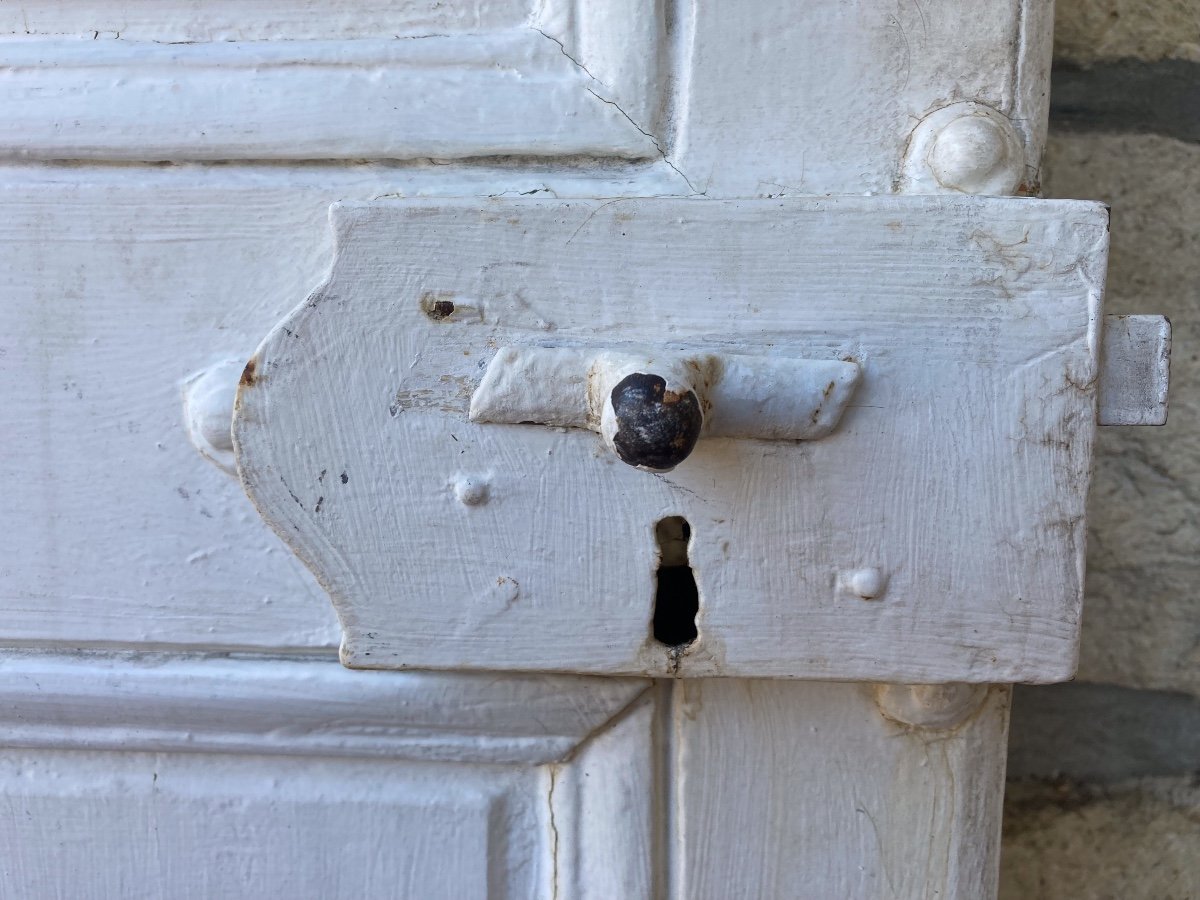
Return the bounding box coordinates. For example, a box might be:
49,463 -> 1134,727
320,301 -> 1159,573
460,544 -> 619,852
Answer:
584,87 -> 702,195
533,26 -> 600,82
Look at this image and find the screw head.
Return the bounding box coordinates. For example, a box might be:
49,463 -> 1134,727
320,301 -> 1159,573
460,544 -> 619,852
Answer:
900,102 -> 1026,196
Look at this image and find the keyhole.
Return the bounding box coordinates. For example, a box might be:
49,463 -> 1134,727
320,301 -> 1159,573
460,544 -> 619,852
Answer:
653,516 -> 699,647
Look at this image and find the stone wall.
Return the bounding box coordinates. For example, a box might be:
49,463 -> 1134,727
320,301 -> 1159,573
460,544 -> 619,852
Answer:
1000,2 -> 1200,895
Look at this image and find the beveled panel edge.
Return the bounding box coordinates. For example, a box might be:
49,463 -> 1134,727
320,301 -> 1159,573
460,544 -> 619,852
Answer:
0,650 -> 650,764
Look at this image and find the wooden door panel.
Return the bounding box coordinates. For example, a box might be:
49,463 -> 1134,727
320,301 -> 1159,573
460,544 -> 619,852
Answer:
679,0 -> 1054,196
0,652 -> 657,899
0,2 -> 1145,898
0,0 -> 663,164
0,749 -> 538,899
674,681 -> 1010,900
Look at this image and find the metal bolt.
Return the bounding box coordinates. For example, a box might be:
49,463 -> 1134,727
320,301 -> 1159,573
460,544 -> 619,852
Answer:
928,115 -> 1020,195
900,102 -> 1025,196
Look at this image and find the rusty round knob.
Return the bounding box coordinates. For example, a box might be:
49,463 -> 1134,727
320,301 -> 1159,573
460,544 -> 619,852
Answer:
601,372 -> 703,472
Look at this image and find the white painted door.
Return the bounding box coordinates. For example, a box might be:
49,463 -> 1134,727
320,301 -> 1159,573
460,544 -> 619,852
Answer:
0,2 -> 1168,898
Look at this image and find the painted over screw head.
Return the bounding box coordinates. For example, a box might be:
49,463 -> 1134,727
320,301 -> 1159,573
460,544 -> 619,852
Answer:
604,372 -> 703,472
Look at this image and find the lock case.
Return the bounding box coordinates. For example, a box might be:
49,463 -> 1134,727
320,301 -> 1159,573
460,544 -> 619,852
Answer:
234,196 -> 1110,682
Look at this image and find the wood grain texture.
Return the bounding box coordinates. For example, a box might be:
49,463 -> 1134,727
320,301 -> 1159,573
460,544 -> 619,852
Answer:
550,694 -> 660,900
235,196 -> 1108,682
673,681 -> 1011,900
0,651 -> 649,764
0,165 -> 686,653
674,0 -> 1046,197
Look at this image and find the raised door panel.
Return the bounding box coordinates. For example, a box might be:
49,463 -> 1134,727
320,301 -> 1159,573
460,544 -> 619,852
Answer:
0,0 -> 1044,198
0,652 -> 658,899
0,0 -> 665,164
0,749 -> 535,899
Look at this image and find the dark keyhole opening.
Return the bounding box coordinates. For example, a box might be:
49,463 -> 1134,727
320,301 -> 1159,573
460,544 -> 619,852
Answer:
653,516 -> 699,647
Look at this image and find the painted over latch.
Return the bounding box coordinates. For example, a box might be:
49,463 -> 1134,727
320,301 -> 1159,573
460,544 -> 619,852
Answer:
470,347 -> 861,471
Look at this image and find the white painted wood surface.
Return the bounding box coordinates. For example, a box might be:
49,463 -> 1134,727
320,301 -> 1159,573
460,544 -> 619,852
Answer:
0,2 -> 1124,897
672,681 -> 1011,899
676,0 -> 1054,196
236,195 -> 1108,682
0,0 -> 665,165
0,0 -> 1046,200
0,35 -> 657,163
0,652 -> 648,763
0,657 -> 1010,900
0,650 -> 658,899
0,0 -> 1053,655
0,0 -> 533,41
550,692 -> 661,900
0,748 -> 547,898
0,165 -> 682,653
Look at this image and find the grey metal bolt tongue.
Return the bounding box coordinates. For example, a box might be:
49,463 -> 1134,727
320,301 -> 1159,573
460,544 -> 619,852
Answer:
607,372 -> 703,472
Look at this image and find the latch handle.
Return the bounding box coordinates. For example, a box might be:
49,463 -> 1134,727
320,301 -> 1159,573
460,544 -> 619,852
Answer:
469,347 -> 862,472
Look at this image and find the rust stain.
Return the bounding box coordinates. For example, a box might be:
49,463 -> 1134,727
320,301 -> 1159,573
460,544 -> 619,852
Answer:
420,291 -> 457,321
240,357 -> 258,388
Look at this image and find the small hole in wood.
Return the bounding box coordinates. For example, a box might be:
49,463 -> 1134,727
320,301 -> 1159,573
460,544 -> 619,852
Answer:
653,516 -> 699,647
420,293 -> 456,320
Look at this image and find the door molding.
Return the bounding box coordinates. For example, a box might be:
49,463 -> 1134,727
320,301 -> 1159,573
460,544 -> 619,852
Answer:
0,651 -> 650,763
0,0 -> 664,162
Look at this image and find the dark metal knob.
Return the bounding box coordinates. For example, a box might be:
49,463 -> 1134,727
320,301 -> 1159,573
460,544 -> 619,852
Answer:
604,372 -> 703,472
